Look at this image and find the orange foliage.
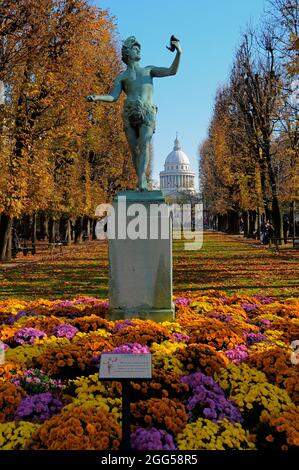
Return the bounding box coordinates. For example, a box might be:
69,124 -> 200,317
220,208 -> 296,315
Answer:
131,369 -> 189,400
70,315 -> 113,333
174,343 -> 229,375
250,348 -> 299,404
131,398 -> 188,436
29,404 -> 121,450
260,407 -> 299,449
33,337 -> 112,377
0,382 -> 24,423
113,321 -> 170,346
185,318 -> 245,350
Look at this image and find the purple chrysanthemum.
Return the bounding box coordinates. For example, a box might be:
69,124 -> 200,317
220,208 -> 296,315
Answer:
172,332 -> 190,343
240,303 -> 259,313
95,342 -> 150,367
252,295 -> 274,304
54,300 -> 76,307
54,298 -> 109,308
74,298 -> 109,307
15,392 -> 63,423
258,318 -> 272,332
14,327 -> 46,345
113,320 -> 137,333
243,331 -> 269,346
175,297 -> 191,306
181,372 -> 242,424
209,312 -> 233,323
53,323 -> 78,339
73,297 -> 99,304
53,299 -> 109,319
224,345 -> 249,364
131,427 -> 177,450
103,342 -> 150,355
4,310 -> 39,325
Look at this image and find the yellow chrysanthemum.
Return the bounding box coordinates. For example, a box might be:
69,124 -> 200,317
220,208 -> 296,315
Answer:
177,419 -> 256,450
0,422 -> 40,450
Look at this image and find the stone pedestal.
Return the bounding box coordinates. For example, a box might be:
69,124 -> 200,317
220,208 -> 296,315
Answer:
107,190 -> 174,322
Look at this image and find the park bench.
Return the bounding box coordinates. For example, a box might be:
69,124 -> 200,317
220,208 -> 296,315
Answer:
12,243 -> 35,258
48,240 -> 68,254
269,237 -> 299,250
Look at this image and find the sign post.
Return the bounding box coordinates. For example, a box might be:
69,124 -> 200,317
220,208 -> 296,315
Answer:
99,353 -> 152,451
122,380 -> 132,451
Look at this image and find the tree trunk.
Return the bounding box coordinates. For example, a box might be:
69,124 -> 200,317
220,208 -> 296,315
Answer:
290,201 -> 296,242
59,216 -> 72,245
5,227 -> 12,260
83,216 -> 90,241
225,213 -> 228,232
248,210 -> 256,238
265,205 -> 271,223
257,149 -> 272,223
40,213 -> 49,240
40,213 -> 48,240
221,214 -> 225,231
217,214 -> 222,231
0,214 -> 13,261
227,210 -> 239,234
66,219 -> 72,245
31,212 -> 37,254
70,218 -> 75,241
89,218 -> 93,238
272,196 -> 283,242
74,216 -> 83,244
59,216 -> 67,241
256,208 -> 261,239
48,217 -> 55,244
242,211 -> 249,237
92,219 -> 97,240
22,214 -> 31,240
263,143 -> 282,240
87,217 -> 90,240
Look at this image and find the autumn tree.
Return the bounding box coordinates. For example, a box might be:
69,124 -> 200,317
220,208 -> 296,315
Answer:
0,0 -> 53,259
269,0 -> 299,238
200,82 -> 262,235
200,25 -> 289,238
0,0 -> 136,259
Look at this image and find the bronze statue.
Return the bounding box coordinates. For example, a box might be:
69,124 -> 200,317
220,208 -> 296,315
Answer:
86,35 -> 182,191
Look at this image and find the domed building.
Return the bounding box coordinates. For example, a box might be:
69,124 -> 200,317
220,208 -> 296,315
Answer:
159,135 -> 196,196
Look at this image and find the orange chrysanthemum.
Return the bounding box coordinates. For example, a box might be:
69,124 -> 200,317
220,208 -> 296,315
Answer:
131,398 -> 188,436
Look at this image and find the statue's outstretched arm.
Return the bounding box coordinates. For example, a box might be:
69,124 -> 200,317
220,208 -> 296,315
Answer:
86,75 -> 122,103
150,39 -> 182,78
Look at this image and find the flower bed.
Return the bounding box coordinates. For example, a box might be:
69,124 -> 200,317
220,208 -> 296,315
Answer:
0,292 -> 298,450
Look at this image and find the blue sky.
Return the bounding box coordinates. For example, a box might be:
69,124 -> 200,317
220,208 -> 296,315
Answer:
94,0 -> 267,186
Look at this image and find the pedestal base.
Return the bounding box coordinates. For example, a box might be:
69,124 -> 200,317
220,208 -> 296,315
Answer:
107,307 -> 175,322
108,190 -> 174,323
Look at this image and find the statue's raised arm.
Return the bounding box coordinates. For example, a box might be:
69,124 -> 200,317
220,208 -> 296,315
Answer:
150,36 -> 182,78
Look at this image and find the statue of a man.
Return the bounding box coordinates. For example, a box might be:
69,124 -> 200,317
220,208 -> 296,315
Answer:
86,36 -> 182,191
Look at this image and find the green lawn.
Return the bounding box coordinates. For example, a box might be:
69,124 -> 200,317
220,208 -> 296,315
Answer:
0,232 -> 298,300
173,232 -> 299,298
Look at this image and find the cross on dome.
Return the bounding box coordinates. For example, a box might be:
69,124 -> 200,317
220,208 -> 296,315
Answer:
174,133 -> 181,151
